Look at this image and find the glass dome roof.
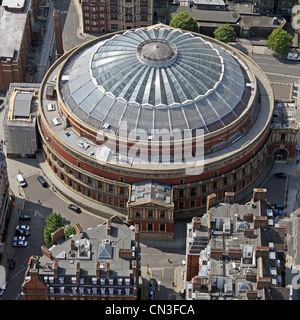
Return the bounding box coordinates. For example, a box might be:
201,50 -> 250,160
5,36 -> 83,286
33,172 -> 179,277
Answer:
60,27 -> 251,136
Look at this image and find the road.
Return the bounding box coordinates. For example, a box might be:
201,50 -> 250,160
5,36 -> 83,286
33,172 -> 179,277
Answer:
250,55 -> 300,84
1,164 -> 106,300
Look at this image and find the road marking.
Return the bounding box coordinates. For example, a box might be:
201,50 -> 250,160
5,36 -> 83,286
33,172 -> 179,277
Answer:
264,72 -> 300,79
150,266 -> 176,271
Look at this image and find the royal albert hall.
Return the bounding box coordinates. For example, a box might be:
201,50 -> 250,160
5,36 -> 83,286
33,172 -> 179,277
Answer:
38,24 -> 282,240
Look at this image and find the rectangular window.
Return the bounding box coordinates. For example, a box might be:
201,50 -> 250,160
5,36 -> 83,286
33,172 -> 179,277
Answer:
160,223 -> 165,232
120,200 -> 125,208
109,197 -> 114,205
179,189 -> 184,198
148,223 -> 153,231
108,184 -> 114,193
160,210 -> 165,219
120,187 -> 125,195
148,209 -> 153,218
98,194 -> 102,202
135,210 -> 141,218
191,187 -> 196,196
179,202 -> 184,210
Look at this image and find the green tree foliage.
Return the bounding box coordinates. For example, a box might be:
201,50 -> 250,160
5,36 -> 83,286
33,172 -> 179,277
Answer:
44,212 -> 64,244
266,28 -> 293,54
65,225 -> 76,239
169,11 -> 199,33
213,24 -> 236,43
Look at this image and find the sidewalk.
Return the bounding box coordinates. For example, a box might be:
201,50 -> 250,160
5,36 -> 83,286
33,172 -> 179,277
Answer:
36,151 -> 126,220
37,0 -> 55,83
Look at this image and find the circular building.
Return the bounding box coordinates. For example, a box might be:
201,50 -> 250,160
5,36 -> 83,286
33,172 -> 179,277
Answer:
38,25 -> 274,240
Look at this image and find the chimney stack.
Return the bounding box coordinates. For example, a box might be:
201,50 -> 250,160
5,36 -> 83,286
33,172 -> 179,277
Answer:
41,246 -> 52,260
192,216 -> 201,232
106,262 -> 110,279
70,239 -> 75,251
252,188 -> 267,202
75,223 -> 83,237
107,219 -> 111,235
96,262 -> 100,278
53,10 -> 64,59
224,192 -> 235,204
206,193 -> 216,212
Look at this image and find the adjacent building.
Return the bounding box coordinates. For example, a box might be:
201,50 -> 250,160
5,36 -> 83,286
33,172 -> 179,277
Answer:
0,0 -> 40,93
185,189 -> 291,300
0,145 -> 10,258
3,83 -> 39,158
22,216 -> 140,300
79,0 -> 153,34
168,1 -> 287,38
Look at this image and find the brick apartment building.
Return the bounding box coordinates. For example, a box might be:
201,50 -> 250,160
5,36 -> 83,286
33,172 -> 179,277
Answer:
79,0 -> 153,34
0,0 -> 40,93
185,189 -> 291,300
22,216 -> 141,300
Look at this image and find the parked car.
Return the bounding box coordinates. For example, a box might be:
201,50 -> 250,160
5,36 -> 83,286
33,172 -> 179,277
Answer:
9,258 -> 16,270
274,172 -> 287,178
287,52 -> 300,61
274,208 -> 283,216
17,174 -> 27,187
15,225 -> 30,231
68,204 -> 81,213
13,236 -> 25,242
37,175 -> 48,187
149,278 -> 157,289
19,214 -> 31,221
271,203 -> 284,210
0,282 -> 7,296
15,229 -> 30,236
149,278 -> 157,300
13,240 -> 28,247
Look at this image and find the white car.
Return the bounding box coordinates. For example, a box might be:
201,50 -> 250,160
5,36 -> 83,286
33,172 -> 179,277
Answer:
15,225 -> 30,231
13,240 -> 28,247
287,52 -> 300,61
13,236 -> 25,242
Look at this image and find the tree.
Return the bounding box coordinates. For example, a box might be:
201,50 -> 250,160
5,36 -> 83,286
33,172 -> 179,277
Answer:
65,225 -> 76,239
169,11 -> 199,33
44,212 -> 64,244
266,28 -> 293,54
213,24 -> 236,43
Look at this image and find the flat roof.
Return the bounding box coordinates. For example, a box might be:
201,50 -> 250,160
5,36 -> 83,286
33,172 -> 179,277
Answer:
2,0 -> 26,8
0,4 -> 28,59
169,5 -> 240,23
193,0 -> 226,6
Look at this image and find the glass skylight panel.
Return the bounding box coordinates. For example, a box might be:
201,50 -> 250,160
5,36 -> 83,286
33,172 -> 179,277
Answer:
60,27 -> 250,136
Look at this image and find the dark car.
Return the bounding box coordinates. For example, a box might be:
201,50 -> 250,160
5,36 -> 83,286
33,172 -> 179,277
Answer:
274,172 -> 287,178
19,214 -> 31,221
68,204 -> 81,213
9,258 -> 16,270
271,203 -> 284,210
149,278 -> 157,289
37,175 -> 48,187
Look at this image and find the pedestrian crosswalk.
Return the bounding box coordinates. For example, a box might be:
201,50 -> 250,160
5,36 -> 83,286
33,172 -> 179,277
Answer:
150,266 -> 176,271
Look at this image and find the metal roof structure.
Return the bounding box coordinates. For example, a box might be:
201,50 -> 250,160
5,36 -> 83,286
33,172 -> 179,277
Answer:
13,91 -> 33,119
60,27 -> 251,136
